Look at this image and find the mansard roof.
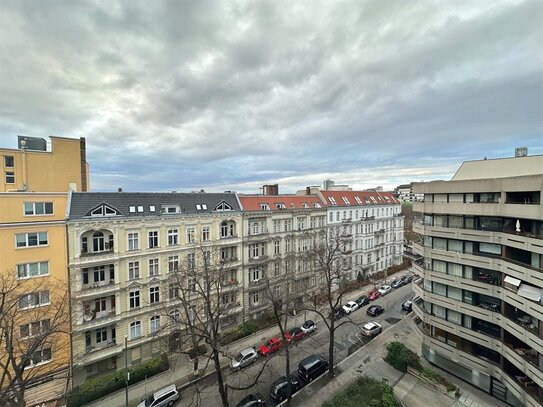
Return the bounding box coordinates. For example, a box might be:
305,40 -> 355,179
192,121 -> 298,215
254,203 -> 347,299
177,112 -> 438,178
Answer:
319,190 -> 400,207
68,192 -> 241,220
238,194 -> 325,212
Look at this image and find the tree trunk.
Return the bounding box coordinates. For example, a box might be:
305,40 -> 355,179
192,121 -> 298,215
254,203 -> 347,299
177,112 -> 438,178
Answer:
328,323 -> 335,378
212,350 -> 229,407
285,344 -> 292,406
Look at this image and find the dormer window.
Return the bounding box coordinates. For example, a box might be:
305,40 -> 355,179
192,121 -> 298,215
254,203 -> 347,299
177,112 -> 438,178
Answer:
290,203 -> 296,208
301,202 -> 308,208
87,204 -> 119,217
260,203 -> 270,211
328,197 -> 337,205
313,202 -> 321,208
342,197 -> 350,205
355,197 -> 362,204
161,205 -> 180,214
214,201 -> 233,211
370,196 -> 377,204
276,203 -> 286,209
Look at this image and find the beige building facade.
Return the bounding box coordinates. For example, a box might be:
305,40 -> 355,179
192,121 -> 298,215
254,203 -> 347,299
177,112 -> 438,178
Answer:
412,154 -> 543,407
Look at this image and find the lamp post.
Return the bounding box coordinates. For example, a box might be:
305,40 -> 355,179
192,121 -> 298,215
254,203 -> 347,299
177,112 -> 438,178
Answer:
125,335 -> 129,407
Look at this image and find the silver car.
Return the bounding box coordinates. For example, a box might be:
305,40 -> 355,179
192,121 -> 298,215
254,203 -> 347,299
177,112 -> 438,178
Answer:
231,347 -> 258,371
138,384 -> 179,407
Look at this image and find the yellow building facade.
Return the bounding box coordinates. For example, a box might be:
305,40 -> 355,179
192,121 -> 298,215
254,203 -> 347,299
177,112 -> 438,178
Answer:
0,135 -> 89,192
0,193 -> 71,405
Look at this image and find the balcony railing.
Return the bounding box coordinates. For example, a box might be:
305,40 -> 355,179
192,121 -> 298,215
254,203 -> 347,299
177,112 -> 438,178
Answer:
86,339 -> 117,353
81,244 -> 114,257
82,308 -> 116,324
248,255 -> 269,263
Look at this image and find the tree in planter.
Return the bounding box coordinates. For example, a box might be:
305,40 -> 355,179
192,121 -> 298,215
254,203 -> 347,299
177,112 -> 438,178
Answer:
0,272 -> 70,407
300,225 -> 357,379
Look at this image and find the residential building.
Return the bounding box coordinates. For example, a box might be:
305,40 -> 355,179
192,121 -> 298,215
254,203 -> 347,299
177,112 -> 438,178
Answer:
0,193 -> 71,405
316,189 -> 404,280
395,182 -> 424,202
1,135 -> 89,192
66,192 -> 242,385
238,193 -> 327,319
412,152 -> 543,407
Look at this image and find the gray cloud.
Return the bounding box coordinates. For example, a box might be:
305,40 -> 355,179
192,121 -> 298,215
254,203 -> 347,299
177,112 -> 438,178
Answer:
1,0 -> 542,193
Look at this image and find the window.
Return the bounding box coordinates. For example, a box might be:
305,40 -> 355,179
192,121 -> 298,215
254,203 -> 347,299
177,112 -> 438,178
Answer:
5,171 -> 15,184
276,203 -> 286,209
186,227 -> 195,243
202,226 -> 210,241
149,205 -> 156,212
250,291 -> 259,305
17,261 -> 49,279
128,261 -> 140,280
127,232 -> 139,251
328,197 -> 337,205
16,232 -> 48,248
4,156 -> 14,167
214,201 -> 233,211
274,262 -> 280,276
285,239 -> 291,252
137,206 -> 144,213
168,255 -> 179,273
297,217 -> 305,230
249,267 -> 261,282
169,284 -> 180,300
24,348 -> 52,368
168,229 -> 178,245
342,197 -> 350,204
18,291 -> 50,309
150,316 -> 161,333
88,204 -> 118,217
129,206 -> 136,213
93,266 -> 106,282
187,253 -> 195,270
149,258 -> 159,276
96,327 -> 108,343
251,222 -> 261,235
260,203 -> 270,210
130,321 -> 141,339
24,202 -> 53,216
162,205 -> 180,214
273,220 -> 280,232
148,231 -> 158,248
19,319 -> 50,338
129,290 -> 140,309
284,219 -> 291,232
149,286 -> 160,304
274,240 -> 280,255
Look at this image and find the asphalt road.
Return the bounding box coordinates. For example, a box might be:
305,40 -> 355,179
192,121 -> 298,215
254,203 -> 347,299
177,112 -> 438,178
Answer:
177,283 -> 414,407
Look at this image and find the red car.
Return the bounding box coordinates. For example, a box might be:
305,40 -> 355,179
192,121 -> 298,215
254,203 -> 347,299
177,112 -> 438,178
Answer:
259,337 -> 283,356
285,327 -> 305,343
368,289 -> 381,301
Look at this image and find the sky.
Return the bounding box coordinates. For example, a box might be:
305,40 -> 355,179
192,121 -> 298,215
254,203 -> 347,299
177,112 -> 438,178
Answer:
0,0 -> 542,194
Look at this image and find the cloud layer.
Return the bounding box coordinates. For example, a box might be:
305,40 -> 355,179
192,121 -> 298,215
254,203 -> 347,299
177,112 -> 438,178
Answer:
1,0 -> 542,192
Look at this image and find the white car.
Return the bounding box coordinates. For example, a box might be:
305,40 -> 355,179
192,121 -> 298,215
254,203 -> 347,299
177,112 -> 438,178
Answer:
301,320 -> 317,334
342,301 -> 359,314
361,322 -> 382,337
138,384 -> 179,407
231,347 -> 258,371
378,285 -> 392,296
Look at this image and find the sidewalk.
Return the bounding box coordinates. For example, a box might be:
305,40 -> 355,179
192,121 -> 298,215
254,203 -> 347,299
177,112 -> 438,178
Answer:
292,315 -> 508,407
83,270 -> 412,407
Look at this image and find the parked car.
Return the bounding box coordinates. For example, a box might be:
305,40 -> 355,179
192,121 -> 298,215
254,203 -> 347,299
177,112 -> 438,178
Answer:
355,295 -> 370,307
399,275 -> 411,286
285,327 -> 305,342
405,275 -> 414,283
138,384 -> 179,407
368,289 -> 381,301
330,307 -> 346,320
269,376 -> 300,402
402,300 -> 413,312
360,321 -> 382,337
367,305 -> 385,317
342,301 -> 359,314
236,394 -> 266,407
259,337 -> 283,356
298,354 -> 329,383
231,347 -> 258,371
301,320 -> 316,334
390,278 -> 402,288
378,285 -> 392,296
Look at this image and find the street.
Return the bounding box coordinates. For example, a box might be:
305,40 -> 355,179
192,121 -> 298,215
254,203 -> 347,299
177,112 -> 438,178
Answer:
177,282 -> 414,407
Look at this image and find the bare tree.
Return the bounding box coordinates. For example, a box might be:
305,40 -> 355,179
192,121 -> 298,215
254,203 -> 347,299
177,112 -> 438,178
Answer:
301,225 -> 355,379
0,272 -> 70,407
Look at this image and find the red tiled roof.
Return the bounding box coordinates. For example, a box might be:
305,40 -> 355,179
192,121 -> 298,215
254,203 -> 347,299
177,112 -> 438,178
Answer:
319,191 -> 400,207
239,195 -> 325,211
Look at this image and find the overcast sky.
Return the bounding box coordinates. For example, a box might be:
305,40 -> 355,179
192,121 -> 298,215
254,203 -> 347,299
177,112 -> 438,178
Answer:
1,0 -> 542,193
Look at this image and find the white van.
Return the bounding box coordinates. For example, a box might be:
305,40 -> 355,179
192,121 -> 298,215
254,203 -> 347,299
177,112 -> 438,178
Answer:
138,384 -> 179,407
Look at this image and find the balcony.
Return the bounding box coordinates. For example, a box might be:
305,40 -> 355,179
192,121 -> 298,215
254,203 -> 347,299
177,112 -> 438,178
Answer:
246,233 -> 269,242
248,255 -> 269,264
220,280 -> 240,291
248,279 -> 266,288
78,280 -> 119,298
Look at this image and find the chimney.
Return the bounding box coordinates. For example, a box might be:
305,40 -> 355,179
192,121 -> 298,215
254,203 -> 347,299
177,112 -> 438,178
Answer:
263,184 -> 279,195
515,147 -> 528,157
117,187 -> 123,192
306,186 -> 311,195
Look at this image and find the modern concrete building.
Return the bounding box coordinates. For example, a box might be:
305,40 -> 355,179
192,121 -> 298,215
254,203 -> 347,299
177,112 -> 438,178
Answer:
316,189 -> 404,280
66,192 -> 243,385
395,182 -> 424,202
411,153 -> 543,407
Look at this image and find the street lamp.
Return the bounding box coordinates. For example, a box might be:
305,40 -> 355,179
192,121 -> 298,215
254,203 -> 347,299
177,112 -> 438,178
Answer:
125,335 -> 129,407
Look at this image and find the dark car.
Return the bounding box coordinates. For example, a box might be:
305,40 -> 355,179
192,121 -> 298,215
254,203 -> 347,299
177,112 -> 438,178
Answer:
298,354 -> 329,383
236,394 -> 266,407
285,327 -> 305,342
367,305 -> 385,317
269,376 -> 300,402
355,295 -> 370,307
402,300 -> 413,312
330,307 -> 346,320
399,275 -> 411,286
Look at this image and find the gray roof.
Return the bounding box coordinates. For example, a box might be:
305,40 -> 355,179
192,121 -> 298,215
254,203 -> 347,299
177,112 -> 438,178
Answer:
452,155 -> 543,181
68,192 -> 241,221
